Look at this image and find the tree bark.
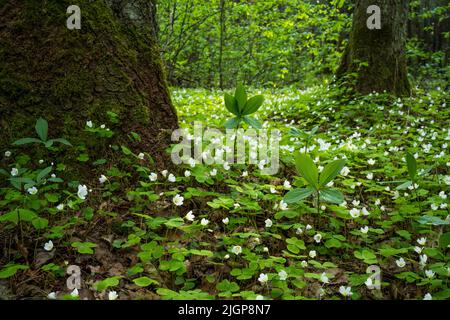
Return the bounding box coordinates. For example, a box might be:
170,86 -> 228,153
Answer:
336,0 -> 411,96
0,0 -> 178,160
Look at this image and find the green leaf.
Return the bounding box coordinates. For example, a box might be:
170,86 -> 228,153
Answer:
439,232 -> 450,248
95,277 -> 120,291
71,242 -> 97,254
51,138 -> 72,146
31,217 -> 48,229
295,153 -> 318,189
319,159 -> 346,187
234,84 -> 247,111
242,95 -> 264,115
133,276 -> 159,287
319,188 -> 344,204
406,153 -> 417,180
35,118 -> 48,141
13,137 -> 42,145
37,166 -> 52,183
224,93 -> 239,115
224,117 -> 241,129
396,180 -> 412,190
283,187 -> 315,204
0,264 -> 29,279
242,116 -> 262,129
325,238 -> 342,248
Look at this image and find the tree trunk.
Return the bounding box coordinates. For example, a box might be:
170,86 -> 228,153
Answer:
0,0 -> 178,161
336,0 -> 411,96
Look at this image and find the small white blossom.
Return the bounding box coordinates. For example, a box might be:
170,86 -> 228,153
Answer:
77,185 -> 88,200
278,270 -> 288,281
149,173 -> 158,181
313,234 -> 322,243
320,272 -> 329,284
200,218 -> 209,226
265,219 -> 273,228
11,168 -> 18,176
425,270 -> 435,279
70,288 -> 79,297
56,204 -> 64,211
4,151 -> 11,158
340,166 -> 350,176
47,292 -> 57,300
309,250 -> 317,258
86,120 -> 93,128
279,200 -> 288,211
423,293 -> 432,300
44,240 -> 54,251
108,291 -> 118,300
184,211 -> 195,222
222,217 -> 229,224
168,174 -> 176,182
339,286 -> 353,297
99,175 -> 107,184
231,245 -> 242,255
138,153 -> 145,160
417,238 -> 427,246
27,187 -> 38,195
173,194 -> 184,206
283,180 -> 291,189
396,257 -> 406,268
161,170 -> 168,177
360,226 -> 369,234
258,273 -> 269,284
368,159 -> 376,166
184,170 -> 191,177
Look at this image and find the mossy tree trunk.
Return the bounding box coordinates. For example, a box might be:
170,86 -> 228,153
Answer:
336,0 -> 411,96
0,0 -> 178,160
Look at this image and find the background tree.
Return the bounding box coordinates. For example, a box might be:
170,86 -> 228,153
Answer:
0,0 -> 178,160
336,0 -> 411,96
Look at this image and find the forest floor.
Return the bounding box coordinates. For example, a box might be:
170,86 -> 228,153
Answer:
0,86 -> 449,300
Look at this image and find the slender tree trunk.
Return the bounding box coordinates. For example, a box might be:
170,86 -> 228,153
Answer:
218,0 -> 226,89
0,0 -> 178,161
336,0 -> 411,96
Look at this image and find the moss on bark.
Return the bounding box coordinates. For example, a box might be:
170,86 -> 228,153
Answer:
336,0 -> 411,97
0,0 -> 178,160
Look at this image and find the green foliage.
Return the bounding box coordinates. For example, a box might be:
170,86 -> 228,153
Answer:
224,85 -> 264,129
13,118 -> 71,148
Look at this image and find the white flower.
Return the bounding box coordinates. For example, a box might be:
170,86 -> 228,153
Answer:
368,159 -> 376,166
27,187 -> 38,195
4,151 -> 11,158
301,260 -> 308,267
258,273 -> 268,284
417,237 -> 427,246
77,185 -> 88,200
283,180 -> 291,189
309,250 -> 317,258
70,288 -> 79,297
265,219 -> 273,228
306,224 -> 312,230
360,226 -> 369,234
255,295 -> 264,300
320,272 -> 329,284
396,257 -> 406,268
352,200 -> 360,206
39,160 -> 44,164
10,168 -> 18,176
224,254 -> 230,259
420,254 -> 428,266
188,158 -> 196,168
173,194 -> 184,206
210,169 -> 217,176
366,173 -> 374,180
108,291 -> 119,300
47,292 -> 57,300
161,170 -> 168,177
296,228 -> 303,235
222,217 -> 229,224
223,162 -> 230,171
263,247 -> 269,253
423,293 -> 432,300
349,208 -> 361,218
56,204 -> 64,211
361,207 -> 370,216
200,218 -> 209,226
138,153 -> 145,160
184,211 -> 195,222
184,170 -> 191,177
86,120 -> 93,128
431,203 -> 439,211
278,270 -> 288,281
99,175 -> 107,184
279,200 -> 288,211
425,270 -> 435,279
313,234 -> 322,243
414,246 -> 423,254
149,173 -> 157,181
44,240 -> 54,251
168,174 -> 176,182
439,191 -> 447,199
270,186 -> 277,194
340,166 -> 350,176
364,277 -> 373,288
339,286 -> 353,297
242,171 -> 248,177
231,245 -> 242,255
